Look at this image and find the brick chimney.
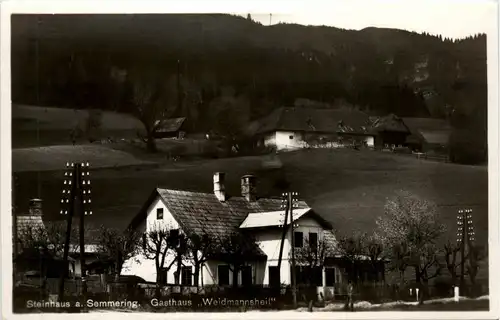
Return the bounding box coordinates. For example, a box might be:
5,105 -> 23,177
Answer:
213,172 -> 226,202
241,175 -> 257,202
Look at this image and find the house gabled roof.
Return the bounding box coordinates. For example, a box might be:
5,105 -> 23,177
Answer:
129,187 -> 334,258
402,117 -> 452,145
154,117 -> 186,133
245,107 -> 374,136
239,208 -> 312,229
239,208 -> 333,230
371,114 -> 410,133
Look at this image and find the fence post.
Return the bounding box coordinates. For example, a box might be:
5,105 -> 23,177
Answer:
454,286 -> 459,302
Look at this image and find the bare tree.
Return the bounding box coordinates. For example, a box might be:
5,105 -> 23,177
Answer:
443,240 -> 462,285
185,232 -> 218,287
209,92 -> 251,143
218,232 -> 256,288
467,244 -> 487,286
95,225 -> 142,281
15,220 -> 83,292
84,109 -> 103,143
295,237 -> 331,285
361,233 -> 386,283
335,233 -> 366,284
295,237 -> 332,306
124,70 -> 165,152
16,221 -> 82,259
376,190 -> 446,302
142,223 -> 176,290
169,232 -> 189,286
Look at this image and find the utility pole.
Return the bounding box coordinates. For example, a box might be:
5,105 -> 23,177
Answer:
58,162 -> 92,304
289,192 -> 299,309
278,191 -> 299,308
457,209 -> 475,291
277,194 -> 290,273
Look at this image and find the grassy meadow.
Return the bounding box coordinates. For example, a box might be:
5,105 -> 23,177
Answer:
12,105 -> 489,284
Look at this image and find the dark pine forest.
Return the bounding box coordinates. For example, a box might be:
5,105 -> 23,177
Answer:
11,14 -> 488,163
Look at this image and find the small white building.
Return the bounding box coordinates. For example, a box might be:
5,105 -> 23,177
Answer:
122,172 -> 363,297
245,107 -> 376,151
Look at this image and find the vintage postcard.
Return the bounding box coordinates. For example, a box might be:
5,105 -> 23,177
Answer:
1,0 -> 499,319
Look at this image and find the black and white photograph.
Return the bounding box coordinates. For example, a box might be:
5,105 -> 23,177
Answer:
1,0 -> 499,318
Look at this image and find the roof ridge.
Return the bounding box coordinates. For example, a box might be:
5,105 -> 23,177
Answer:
156,187 -> 289,202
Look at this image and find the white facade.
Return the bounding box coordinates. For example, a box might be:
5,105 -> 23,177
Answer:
262,130 -> 374,151
122,197 -> 261,286
123,194 -> 344,296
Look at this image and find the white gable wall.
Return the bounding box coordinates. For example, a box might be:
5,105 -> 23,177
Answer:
146,196 -> 180,232
254,214 -> 329,286
275,130 -> 307,151
123,194 -> 188,283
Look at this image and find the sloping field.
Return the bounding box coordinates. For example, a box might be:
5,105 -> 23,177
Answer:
12,145 -> 154,172
12,104 -> 143,148
13,149 -> 488,248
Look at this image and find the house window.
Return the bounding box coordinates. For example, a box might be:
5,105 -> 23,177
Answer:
157,208 -> 164,220
168,229 -> 180,247
241,265 -> 252,287
312,267 -> 323,286
292,266 -> 322,286
325,267 -> 336,286
158,268 -> 168,285
289,135 -> 294,139
294,232 -> 303,248
218,265 -> 230,286
268,266 -> 280,287
181,266 -> 193,286
309,232 -> 318,251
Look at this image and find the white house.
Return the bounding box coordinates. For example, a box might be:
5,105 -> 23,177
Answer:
244,107 -> 376,151
122,172 -> 356,297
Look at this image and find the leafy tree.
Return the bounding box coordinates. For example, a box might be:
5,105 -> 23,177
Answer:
95,225 -> 142,281
376,190 -> 446,301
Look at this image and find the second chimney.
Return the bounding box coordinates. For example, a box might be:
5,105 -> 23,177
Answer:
213,172 -> 226,202
241,175 -> 257,202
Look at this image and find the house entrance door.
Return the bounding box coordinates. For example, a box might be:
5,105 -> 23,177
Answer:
269,266 -> 280,287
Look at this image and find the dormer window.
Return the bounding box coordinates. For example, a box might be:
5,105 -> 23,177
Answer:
157,208 -> 164,220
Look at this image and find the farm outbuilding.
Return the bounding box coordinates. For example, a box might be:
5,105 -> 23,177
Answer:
153,117 -> 187,139
402,117 -> 452,154
370,114 -> 411,149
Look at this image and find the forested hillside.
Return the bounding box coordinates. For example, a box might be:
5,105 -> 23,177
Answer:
11,14 -> 488,162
